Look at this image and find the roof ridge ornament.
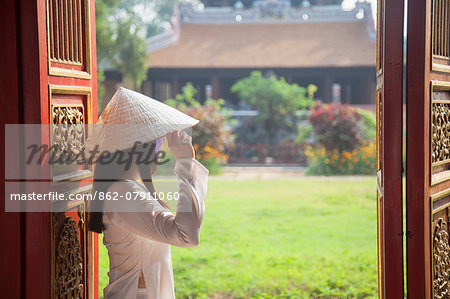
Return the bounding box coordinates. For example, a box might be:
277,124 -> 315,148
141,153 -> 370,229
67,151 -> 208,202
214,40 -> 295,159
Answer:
175,1 -> 373,24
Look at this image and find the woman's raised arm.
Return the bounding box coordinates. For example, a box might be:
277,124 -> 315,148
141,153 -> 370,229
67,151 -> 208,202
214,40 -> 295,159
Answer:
105,158 -> 209,247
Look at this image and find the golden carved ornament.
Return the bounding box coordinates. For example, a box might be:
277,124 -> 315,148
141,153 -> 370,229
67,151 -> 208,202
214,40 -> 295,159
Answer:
52,106 -> 85,160
432,104 -> 450,163
55,217 -> 84,298
433,218 -> 450,299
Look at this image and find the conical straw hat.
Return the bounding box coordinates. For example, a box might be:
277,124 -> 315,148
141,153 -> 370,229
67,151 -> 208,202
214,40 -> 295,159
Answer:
83,87 -> 198,154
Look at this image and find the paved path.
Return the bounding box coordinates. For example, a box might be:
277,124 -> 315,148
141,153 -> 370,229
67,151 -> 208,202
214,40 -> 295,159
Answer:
211,165 -> 375,180
216,165 -> 305,180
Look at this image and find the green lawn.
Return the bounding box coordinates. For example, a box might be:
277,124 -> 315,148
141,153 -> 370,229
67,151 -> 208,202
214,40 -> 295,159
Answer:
99,178 -> 378,298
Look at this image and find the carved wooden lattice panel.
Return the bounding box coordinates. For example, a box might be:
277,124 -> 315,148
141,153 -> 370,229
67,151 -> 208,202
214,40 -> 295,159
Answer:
432,103 -> 450,163
432,0 -> 450,59
431,87 -> 450,185
52,105 -> 85,160
432,0 -> 450,72
46,0 -> 92,78
48,0 -> 83,64
433,218 -> 450,298
430,3 -> 450,297
49,86 -> 93,181
55,217 -> 84,298
48,85 -> 93,297
52,202 -> 87,299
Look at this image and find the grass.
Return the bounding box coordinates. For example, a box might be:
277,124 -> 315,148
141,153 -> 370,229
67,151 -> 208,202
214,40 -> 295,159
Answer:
99,178 -> 378,298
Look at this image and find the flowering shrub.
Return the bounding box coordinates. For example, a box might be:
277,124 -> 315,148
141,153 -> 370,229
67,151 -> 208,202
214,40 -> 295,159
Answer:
188,105 -> 233,174
306,101 -> 376,175
166,83 -> 234,174
193,144 -> 228,161
305,142 -> 376,175
309,101 -> 362,152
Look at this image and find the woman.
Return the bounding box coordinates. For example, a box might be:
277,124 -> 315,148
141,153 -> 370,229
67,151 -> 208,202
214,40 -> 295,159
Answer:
85,87 -> 209,299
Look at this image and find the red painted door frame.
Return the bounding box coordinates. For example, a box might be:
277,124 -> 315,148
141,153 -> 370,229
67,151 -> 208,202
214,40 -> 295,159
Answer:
0,0 -> 99,298
0,0 -> 23,297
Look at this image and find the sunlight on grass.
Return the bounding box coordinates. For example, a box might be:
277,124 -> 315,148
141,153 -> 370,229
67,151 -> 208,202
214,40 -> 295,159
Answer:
99,178 -> 378,298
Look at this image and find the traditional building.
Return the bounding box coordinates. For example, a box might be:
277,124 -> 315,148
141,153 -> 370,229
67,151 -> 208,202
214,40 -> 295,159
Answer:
102,0 -> 376,109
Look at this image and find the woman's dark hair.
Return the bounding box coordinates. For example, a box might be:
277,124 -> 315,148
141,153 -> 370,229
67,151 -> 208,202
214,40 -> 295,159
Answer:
88,141 -> 163,233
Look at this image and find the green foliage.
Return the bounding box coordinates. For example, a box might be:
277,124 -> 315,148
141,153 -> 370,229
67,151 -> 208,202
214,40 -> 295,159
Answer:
166,83 -> 229,112
165,83 -> 202,109
231,71 -> 315,144
146,20 -> 165,37
296,122 -> 314,145
95,0 -> 119,99
358,108 -> 377,141
96,0 -> 179,89
99,178 -> 378,298
145,0 -> 179,37
95,0 -> 121,64
307,84 -> 318,99
154,0 -> 178,24
115,11 -> 148,89
96,1 -> 147,89
97,68 -> 106,106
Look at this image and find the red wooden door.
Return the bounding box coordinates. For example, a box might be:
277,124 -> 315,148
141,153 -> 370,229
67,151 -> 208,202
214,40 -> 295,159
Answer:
0,0 -> 98,298
376,0 -> 405,297
406,0 -> 450,297
45,0 -> 99,297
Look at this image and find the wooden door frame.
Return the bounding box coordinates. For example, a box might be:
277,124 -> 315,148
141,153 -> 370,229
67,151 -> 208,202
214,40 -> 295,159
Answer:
406,0 -> 430,295
377,0 -> 405,297
406,0 -> 450,297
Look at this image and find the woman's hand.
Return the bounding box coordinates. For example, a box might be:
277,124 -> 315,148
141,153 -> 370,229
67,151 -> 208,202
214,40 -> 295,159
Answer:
166,130 -> 195,160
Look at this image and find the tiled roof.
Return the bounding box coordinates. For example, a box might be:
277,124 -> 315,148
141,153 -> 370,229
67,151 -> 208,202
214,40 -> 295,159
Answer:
148,22 -> 376,68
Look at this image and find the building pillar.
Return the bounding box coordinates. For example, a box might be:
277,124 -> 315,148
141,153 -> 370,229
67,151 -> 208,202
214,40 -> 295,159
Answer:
286,74 -> 293,84
171,76 -> 180,98
211,75 -> 220,99
151,80 -> 155,98
344,83 -> 352,104
324,74 -> 333,102
141,79 -> 152,97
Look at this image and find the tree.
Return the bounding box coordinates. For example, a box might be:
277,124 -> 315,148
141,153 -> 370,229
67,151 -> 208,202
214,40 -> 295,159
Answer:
95,0 -> 120,100
95,0 -> 179,96
165,83 -> 201,109
115,11 -> 148,89
231,71 -> 315,144
96,0 -> 120,64
147,0 -> 179,37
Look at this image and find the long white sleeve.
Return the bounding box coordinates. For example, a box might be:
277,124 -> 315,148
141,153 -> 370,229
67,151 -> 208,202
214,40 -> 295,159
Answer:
104,158 -> 209,247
